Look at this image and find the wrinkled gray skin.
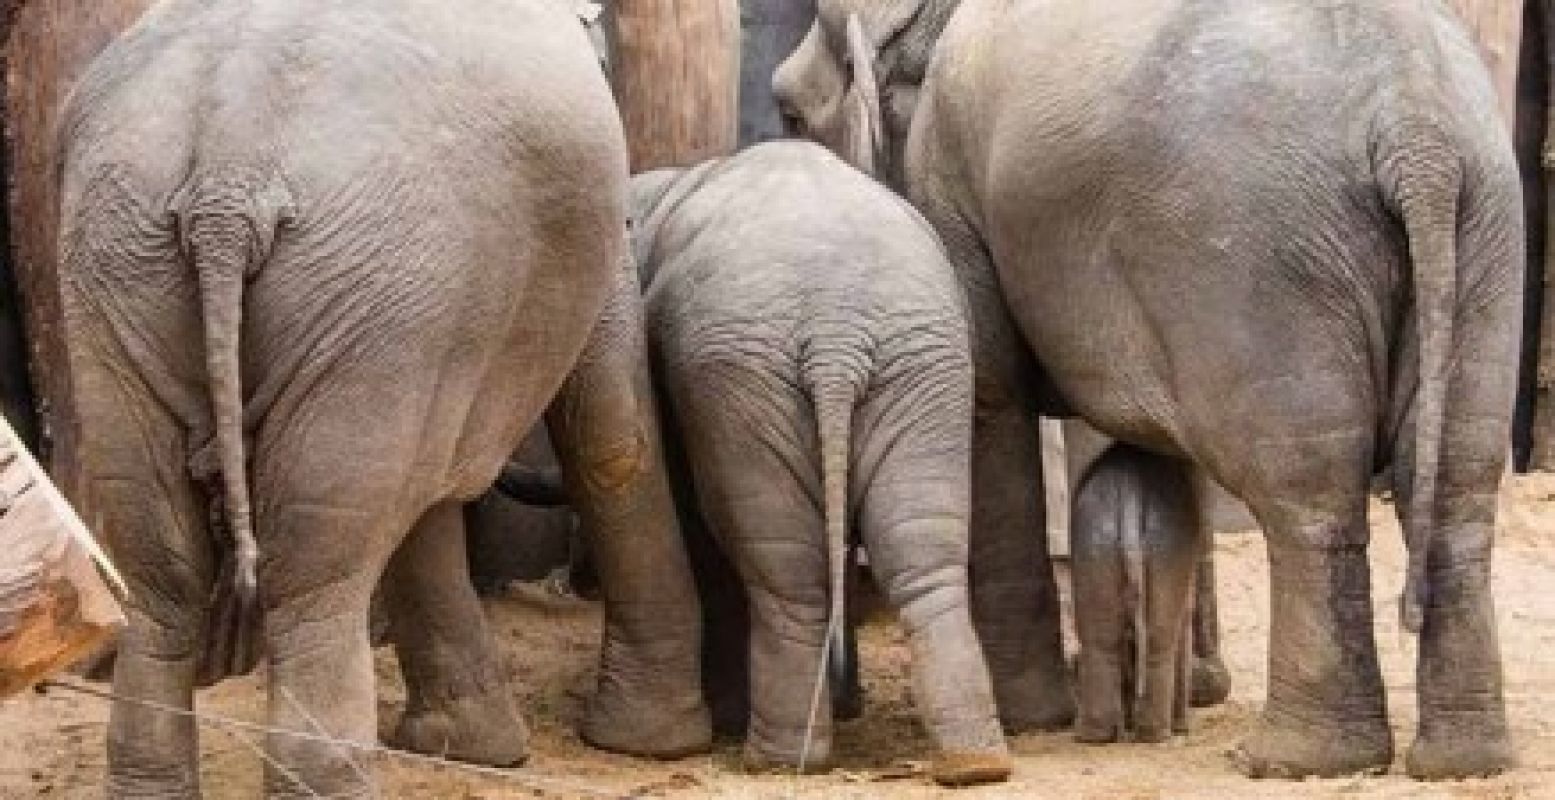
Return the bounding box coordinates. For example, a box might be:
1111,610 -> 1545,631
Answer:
58,1 -> 709,796
776,0 -> 1523,780
630,141 -> 1011,785
1070,444 -> 1202,743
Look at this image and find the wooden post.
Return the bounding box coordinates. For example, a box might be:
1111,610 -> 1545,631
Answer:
4,0 -> 157,497
738,0 -> 814,146
0,2 -> 36,450
606,0 -> 740,171
1448,0 -> 1525,129
1533,1 -> 1555,470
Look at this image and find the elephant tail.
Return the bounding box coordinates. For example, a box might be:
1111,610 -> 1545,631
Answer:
1380,121 -> 1461,635
1115,448 -> 1150,714
174,168 -> 291,680
798,360 -> 860,772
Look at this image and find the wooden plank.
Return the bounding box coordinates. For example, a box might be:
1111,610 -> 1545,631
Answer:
738,0 -> 814,146
1448,0 -> 1525,128
0,415 -> 123,698
4,0 -> 156,500
606,0 -> 740,171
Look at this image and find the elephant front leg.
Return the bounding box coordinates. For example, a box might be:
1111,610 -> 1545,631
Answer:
385,502 -> 527,767
546,260 -> 711,759
968,400 -> 1074,732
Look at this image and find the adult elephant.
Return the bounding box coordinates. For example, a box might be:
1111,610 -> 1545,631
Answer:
58,0 -> 708,796
775,0 -> 1522,781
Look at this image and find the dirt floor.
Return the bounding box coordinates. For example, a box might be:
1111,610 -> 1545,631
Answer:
3,475 -> 1554,799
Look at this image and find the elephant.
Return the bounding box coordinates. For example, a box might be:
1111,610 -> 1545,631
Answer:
465,427 -> 586,597
56,0 -> 710,796
1070,443 -> 1202,743
775,0 -> 1523,780
629,140 -> 1011,785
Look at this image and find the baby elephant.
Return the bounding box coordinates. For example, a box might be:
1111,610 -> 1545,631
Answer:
631,141 -> 1010,785
1071,444 -> 1204,743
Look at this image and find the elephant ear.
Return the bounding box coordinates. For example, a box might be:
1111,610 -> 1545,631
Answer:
844,13 -> 885,177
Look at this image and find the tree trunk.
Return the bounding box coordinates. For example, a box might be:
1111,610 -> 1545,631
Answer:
606,0 -> 740,171
738,0 -> 814,146
1448,0 -> 1525,128
4,0 -> 156,497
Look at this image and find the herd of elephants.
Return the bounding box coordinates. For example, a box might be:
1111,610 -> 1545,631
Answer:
34,0 -> 1527,795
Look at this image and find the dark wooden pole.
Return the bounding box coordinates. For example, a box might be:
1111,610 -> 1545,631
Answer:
738,0 -> 814,146
4,0 -> 156,494
606,0 -> 741,171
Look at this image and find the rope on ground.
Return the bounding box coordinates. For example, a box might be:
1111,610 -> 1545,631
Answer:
38,677 -> 632,799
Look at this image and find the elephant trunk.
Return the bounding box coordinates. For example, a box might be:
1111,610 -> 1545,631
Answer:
175,169 -> 290,680
1379,118 -> 1461,635
797,359 -> 860,772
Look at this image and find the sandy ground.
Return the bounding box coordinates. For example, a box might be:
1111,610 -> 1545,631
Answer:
2,476 -> 1553,799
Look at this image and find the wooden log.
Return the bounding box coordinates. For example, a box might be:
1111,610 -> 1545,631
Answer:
738,0 -> 814,146
1533,0 -> 1555,470
606,0 -> 740,171
0,415 -> 123,698
0,1 -> 36,450
4,0 -> 157,498
1448,0 -> 1525,128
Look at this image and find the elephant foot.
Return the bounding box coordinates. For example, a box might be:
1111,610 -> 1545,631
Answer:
740,740 -> 832,776
107,774 -> 200,800
1232,717 -> 1392,779
995,678 -> 1076,734
1406,731 -> 1516,780
390,699 -> 529,767
931,751 -> 1013,787
581,678 -> 712,759
1190,654 -> 1232,708
1074,715 -> 1122,744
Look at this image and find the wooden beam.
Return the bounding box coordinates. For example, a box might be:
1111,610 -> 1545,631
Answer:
0,416 -> 123,698
4,0 -> 156,498
606,0 -> 740,171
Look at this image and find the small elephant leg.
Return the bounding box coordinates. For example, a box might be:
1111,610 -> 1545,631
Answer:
1070,488 -> 1128,745
1131,452 -> 1200,743
547,256 -> 711,759
1189,481 -> 1231,708
1174,611 -> 1192,735
385,502 -> 527,766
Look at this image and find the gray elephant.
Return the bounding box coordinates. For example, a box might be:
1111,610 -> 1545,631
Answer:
776,0 -> 1522,780
630,141 -> 1011,785
57,1 -> 709,796
1070,444 -> 1201,743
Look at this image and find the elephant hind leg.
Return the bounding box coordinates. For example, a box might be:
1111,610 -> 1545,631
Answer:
385,501 -> 527,767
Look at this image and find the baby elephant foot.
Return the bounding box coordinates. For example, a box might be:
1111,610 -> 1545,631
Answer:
1406,731 -> 1516,780
1190,654 -> 1232,708
931,751 -> 1014,787
1074,713 -> 1124,745
391,698 -> 529,767
1232,717 -> 1392,779
581,678 -> 712,759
